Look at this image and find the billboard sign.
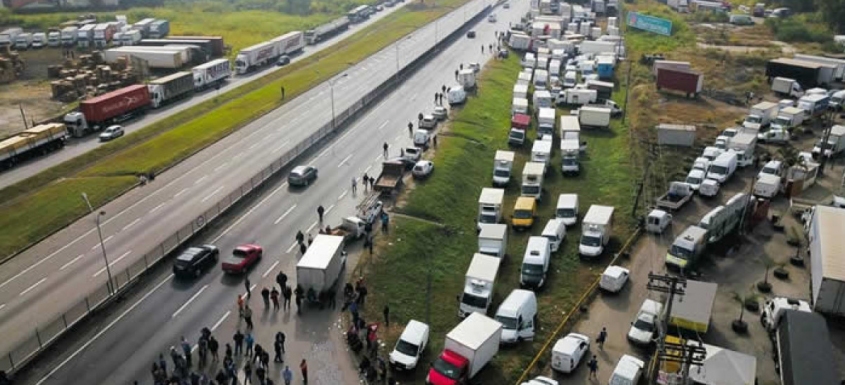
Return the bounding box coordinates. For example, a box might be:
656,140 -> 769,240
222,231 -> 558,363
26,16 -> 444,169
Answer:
626,12 -> 673,36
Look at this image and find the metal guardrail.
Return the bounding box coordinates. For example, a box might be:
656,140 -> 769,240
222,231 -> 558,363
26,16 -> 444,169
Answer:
1,0 -> 493,375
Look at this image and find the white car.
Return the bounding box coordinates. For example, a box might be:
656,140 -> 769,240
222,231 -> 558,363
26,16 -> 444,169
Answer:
627,299 -> 662,346
433,106 -> 448,120
412,160 -> 434,178
503,2 -> 510,8
551,333 -> 590,373
488,14 -> 497,22
403,147 -> 422,162
520,376 -> 557,385
99,125 -> 124,141
599,265 -> 629,293
420,114 -> 437,129
609,355 -> 645,385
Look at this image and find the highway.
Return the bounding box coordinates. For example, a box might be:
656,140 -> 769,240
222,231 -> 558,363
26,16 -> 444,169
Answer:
0,1 -> 411,190
15,2 -> 526,385
0,0 -> 507,378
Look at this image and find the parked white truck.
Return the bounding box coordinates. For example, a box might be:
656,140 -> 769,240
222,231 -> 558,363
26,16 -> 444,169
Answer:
296,235 -> 346,304
537,107 -> 556,139
458,254 -> 502,318
191,58 -> 231,91
807,205 -> 845,316
478,224 -> 508,259
579,205 -> 614,258
560,116 -> 581,175
521,162 -> 546,201
235,40 -> 281,74
727,128 -> 758,167
656,182 -> 693,211
812,125 -> 845,158
477,188 -> 505,229
492,150 -> 515,187
760,106 -> 803,143
427,313 -> 502,384
578,105 -> 611,128
743,101 -> 779,130
771,77 -> 804,98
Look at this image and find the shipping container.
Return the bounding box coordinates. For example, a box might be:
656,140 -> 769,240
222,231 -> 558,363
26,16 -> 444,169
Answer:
104,47 -> 188,69
167,35 -> 226,57
656,67 -> 703,98
148,71 -> 194,108
64,85 -> 151,136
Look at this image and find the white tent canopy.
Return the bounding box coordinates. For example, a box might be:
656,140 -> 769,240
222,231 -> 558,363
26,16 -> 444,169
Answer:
688,343 -> 756,385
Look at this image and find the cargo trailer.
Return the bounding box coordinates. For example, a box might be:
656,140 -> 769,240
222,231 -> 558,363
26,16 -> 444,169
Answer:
148,71 -> 194,108
766,58 -> 833,88
104,47 -> 187,69
192,58 -> 231,91
272,31 -> 306,55
0,123 -> 68,169
167,36 -> 226,57
807,206 -> 845,316
304,17 -> 350,45
234,40 -> 282,74
656,67 -> 703,98
63,84 -> 151,136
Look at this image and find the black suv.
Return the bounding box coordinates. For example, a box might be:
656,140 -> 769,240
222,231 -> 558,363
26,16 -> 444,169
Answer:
173,245 -> 219,278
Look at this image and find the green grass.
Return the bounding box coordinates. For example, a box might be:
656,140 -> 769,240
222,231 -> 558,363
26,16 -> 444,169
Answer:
623,2 -> 696,54
358,55 -> 636,383
0,0 -> 468,260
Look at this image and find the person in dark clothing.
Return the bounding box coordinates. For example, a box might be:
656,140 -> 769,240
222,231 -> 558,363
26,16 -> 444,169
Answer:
317,205 -> 325,222
296,231 -> 304,245
271,287 -> 280,310
295,285 -> 304,314
588,355 -> 598,378
283,285 -> 292,310
356,284 -> 368,306
261,287 -> 271,308
328,287 -> 337,309
299,243 -> 307,255
408,122 -> 413,136
276,271 -> 287,291
433,134 -> 438,147
383,304 -> 390,326
441,85 -> 446,93
383,142 -> 389,158
597,327 -> 607,349
244,277 -> 252,299
208,336 -> 219,362
454,69 -> 458,79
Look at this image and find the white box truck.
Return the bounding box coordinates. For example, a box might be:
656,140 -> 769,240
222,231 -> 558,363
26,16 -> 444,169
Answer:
60,26 -> 78,47
427,313 -> 502,384
537,107 -> 556,139
771,76 -> 804,98
478,224 -> 508,258
579,205 -> 614,257
558,88 -> 597,106
579,105 -> 611,128
743,101 -> 779,130
492,150 -> 515,186
753,173 -> 782,199
521,162 -> 546,201
512,98 -> 529,116
296,235 -> 346,303
235,40 -> 282,74
513,84 -> 528,100
531,139 -> 553,171
458,254 -> 502,318
812,125 -> 845,158
478,188 -> 505,228
727,129 -> 758,167
560,115 -> 581,175
807,206 -> 845,316
192,58 -> 231,91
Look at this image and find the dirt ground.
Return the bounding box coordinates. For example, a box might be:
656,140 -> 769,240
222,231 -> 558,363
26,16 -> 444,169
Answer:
0,47 -> 67,137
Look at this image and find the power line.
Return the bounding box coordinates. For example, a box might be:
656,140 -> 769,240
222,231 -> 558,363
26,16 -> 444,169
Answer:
647,272 -> 687,384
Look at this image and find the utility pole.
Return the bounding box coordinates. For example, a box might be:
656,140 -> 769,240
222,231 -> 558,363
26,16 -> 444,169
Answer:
658,339 -> 707,385
621,59 -> 633,125
818,109 -> 836,174
631,141 -> 658,218
647,273 -> 687,383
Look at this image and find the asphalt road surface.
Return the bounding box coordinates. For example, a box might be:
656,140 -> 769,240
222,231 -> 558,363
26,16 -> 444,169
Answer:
4,1 -> 523,384
0,2 -> 411,190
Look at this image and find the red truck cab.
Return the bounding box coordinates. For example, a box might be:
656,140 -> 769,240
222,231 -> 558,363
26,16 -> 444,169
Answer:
511,113 -> 531,130
221,244 -> 263,274
426,350 -> 469,385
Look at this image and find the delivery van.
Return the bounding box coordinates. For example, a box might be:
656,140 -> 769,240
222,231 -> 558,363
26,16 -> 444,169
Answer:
495,289 -> 538,343
512,197 -> 537,230
555,193 -> 579,226
541,218 -> 566,252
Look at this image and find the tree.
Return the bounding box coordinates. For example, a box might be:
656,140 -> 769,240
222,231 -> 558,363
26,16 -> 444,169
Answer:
816,0 -> 845,34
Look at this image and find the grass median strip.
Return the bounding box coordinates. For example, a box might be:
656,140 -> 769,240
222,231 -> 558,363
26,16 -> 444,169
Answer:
358,54 -> 636,382
0,1 -> 470,260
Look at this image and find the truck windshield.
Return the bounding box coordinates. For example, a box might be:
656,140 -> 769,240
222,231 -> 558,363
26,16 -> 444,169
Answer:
562,157 -> 578,166
710,165 -> 727,175
496,315 -> 519,330
745,116 -> 762,124
461,293 -> 487,309
632,317 -> 655,332
432,357 -> 462,380
522,263 -> 544,277
395,339 -> 419,357
510,130 -> 525,140
669,245 -> 693,259
494,169 -> 510,177
522,185 -> 540,195
513,209 -> 532,219
762,166 -> 778,175
479,213 -> 497,224
580,235 -> 601,247
557,208 -> 575,218
686,176 -> 702,185
773,118 -> 789,127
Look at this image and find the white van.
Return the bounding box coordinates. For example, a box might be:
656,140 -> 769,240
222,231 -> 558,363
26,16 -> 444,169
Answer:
701,146 -> 724,162
562,71 -> 577,89
609,355 -> 645,385
495,289 -> 538,343
389,320 -> 430,370
522,52 -> 537,69
555,193 -> 579,226
541,218 -> 566,252
448,86 -> 467,105
520,236 -> 551,289
512,98 -> 529,115
549,59 -> 561,76
706,151 -> 738,183
533,69 -> 549,90
685,169 -> 706,191
551,333 -> 590,373
627,299 -> 662,346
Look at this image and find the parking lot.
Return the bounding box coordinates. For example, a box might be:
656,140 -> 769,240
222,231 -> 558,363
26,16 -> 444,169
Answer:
530,147 -> 845,384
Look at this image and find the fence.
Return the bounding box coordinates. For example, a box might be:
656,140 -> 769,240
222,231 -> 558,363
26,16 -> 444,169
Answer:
1,0 -> 494,375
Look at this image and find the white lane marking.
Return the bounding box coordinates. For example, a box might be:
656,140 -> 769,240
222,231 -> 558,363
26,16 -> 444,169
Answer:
286,241 -> 298,254
92,250 -> 132,277
395,134 -> 403,141
201,185 -> 225,203
122,218 -> 141,231
232,153 -> 244,161
377,120 -> 390,131
325,204 -> 335,215
338,190 -> 348,201
373,155 -> 382,162
0,304 -> 5,311
60,254 -> 86,271
90,235 -> 115,250
19,278 -> 47,297
211,310 -> 231,331
317,146 -> 333,159
364,165 -> 372,174
150,202 -> 166,213
172,284 -> 209,318
174,188 -> 189,198
213,162 -> 229,173
194,175 -> 208,185
262,260 -> 280,278
274,205 -> 297,225
337,153 -> 353,168
210,182 -> 287,244
248,142 -> 260,150
272,141 -> 290,153
306,221 -> 319,233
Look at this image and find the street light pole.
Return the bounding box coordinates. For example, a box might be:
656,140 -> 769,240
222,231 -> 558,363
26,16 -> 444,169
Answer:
395,35 -> 413,82
328,73 -> 348,129
81,193 -> 114,295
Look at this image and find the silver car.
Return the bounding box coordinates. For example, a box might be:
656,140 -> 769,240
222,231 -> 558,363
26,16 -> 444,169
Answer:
99,125 -> 124,141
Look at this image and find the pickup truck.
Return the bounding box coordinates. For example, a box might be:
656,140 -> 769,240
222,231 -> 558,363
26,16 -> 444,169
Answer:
221,244 -> 263,274
374,160 -> 406,194
656,182 -> 693,211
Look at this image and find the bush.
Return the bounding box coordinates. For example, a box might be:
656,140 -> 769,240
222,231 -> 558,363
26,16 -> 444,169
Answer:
765,17 -> 833,43
689,10 -> 729,23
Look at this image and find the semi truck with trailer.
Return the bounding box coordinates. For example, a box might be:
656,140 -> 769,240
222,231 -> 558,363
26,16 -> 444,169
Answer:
76,24 -> 96,48
807,206 -> 845,316
133,18 -> 156,38
148,20 -> 170,39
60,26 -> 78,47
305,17 -> 350,45
793,53 -> 845,81
104,47 -> 187,69
235,40 -> 282,74
140,38 -> 218,57
148,71 -> 195,108
63,84 -> 151,137
92,23 -> 116,48
0,123 -> 68,169
192,58 -> 231,91
167,36 -> 226,57
766,58 -> 834,87
656,67 -> 703,98
271,31 -> 306,55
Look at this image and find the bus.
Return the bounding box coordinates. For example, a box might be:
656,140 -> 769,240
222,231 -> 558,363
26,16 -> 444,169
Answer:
347,5 -> 372,23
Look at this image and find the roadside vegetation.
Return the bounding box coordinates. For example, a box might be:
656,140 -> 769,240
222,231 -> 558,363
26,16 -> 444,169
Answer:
0,0 -> 469,260
356,52 -> 637,383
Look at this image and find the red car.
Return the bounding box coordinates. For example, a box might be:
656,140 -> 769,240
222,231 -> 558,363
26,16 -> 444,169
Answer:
221,244 -> 263,274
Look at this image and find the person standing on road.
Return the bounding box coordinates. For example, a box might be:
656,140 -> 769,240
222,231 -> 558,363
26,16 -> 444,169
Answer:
209,336 -> 219,362
271,287 -> 280,310
299,242 -> 307,255
261,287 -> 271,308
352,177 -> 357,193
296,231 -> 304,245
588,355 -> 598,378
307,233 -> 313,246
245,277 -> 252,299
243,305 -> 254,330
481,44 -> 484,54
597,327 -> 607,349
246,332 -> 255,357
158,353 -> 168,377
234,330 -> 244,356
408,122 -> 413,136
317,205 -> 325,223
383,304 -> 390,326
282,366 -> 293,385
434,92 -> 439,104
383,142 -> 389,158
277,331 -> 286,354
181,337 -> 192,368
243,361 -> 253,385
300,359 -> 308,384
295,285 -> 304,314
283,285 -> 292,310
276,271 -> 287,292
